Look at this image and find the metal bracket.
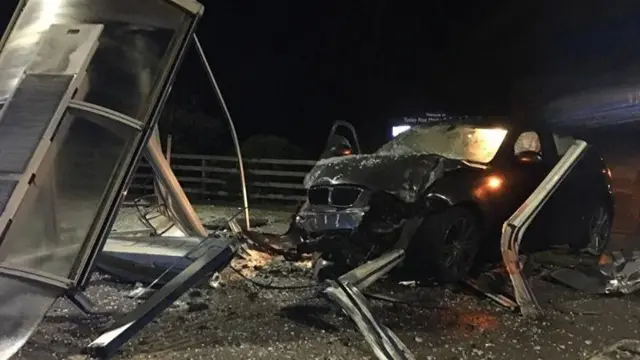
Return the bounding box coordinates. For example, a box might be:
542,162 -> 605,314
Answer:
500,140 -> 588,317
65,289 -> 96,315
324,250 -> 414,360
338,249 -> 406,290
86,236 -> 237,359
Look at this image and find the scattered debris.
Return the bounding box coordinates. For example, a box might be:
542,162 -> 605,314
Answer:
134,195 -> 189,237
464,278 -> 518,310
588,339 -> 640,360
209,272 -> 222,288
126,283 -> 155,300
550,250 -> 640,295
230,249 -> 275,278
205,216 -> 269,230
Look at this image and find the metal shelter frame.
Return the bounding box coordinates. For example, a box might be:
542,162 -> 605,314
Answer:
0,0 -> 252,295
0,0 -> 197,310
0,0 -> 255,357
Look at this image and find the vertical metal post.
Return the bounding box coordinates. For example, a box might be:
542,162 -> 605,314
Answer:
152,127 -> 164,206
200,158 -> 206,201
193,35 -> 251,230
165,134 -> 173,211
165,134 -> 173,164
146,135 -> 207,237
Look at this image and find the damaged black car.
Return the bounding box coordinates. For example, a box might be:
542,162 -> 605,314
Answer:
292,120 -> 615,282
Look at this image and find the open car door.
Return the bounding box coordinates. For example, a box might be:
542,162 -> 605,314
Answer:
320,120 -> 361,159
0,0 -> 202,357
280,121 -> 361,242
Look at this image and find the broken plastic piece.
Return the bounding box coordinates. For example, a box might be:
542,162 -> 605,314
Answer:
550,251 -> 640,295
209,272 -> 222,288
126,285 -> 155,300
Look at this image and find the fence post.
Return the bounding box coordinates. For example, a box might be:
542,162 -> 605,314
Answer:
200,158 -> 207,201
163,134 -> 173,209
165,134 -> 172,165
152,127 -> 163,206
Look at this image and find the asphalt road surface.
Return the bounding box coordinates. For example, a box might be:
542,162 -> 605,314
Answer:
14,256 -> 640,360
12,206 -> 640,360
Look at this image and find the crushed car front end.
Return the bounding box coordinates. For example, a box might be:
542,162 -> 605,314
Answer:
292,152 -> 448,278
295,185 -> 413,274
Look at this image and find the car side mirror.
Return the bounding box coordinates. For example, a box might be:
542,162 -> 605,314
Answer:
321,135 -> 353,159
516,150 -> 543,164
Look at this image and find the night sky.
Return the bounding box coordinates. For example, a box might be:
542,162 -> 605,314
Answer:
1,1 -> 640,152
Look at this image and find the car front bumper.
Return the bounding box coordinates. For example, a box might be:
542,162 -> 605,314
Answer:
295,206 -> 367,234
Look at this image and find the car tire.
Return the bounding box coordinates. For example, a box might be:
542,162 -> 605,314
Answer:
407,206 -> 480,283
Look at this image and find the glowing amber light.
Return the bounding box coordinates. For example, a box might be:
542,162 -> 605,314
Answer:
485,175 -> 503,190
473,175 -> 504,199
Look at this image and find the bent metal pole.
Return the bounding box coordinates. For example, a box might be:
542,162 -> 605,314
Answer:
500,140 -> 588,317
193,35 -> 251,230
147,134 -> 208,237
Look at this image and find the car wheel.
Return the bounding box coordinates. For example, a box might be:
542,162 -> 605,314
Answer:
582,205 -> 612,256
408,206 -> 480,283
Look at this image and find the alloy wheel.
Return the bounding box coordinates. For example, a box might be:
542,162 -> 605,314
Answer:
441,217 -> 477,277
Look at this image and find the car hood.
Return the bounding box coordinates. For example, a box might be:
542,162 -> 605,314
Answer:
304,153 -> 461,203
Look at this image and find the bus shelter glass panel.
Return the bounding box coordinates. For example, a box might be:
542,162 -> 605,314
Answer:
0,107 -> 137,279
0,276 -> 62,359
0,0 -> 193,120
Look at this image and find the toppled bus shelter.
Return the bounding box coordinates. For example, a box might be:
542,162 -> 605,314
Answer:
0,1 -> 400,358
0,0 -> 243,358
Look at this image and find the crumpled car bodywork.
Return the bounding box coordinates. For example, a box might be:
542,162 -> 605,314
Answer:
293,122 -> 615,279
303,153 -> 448,204
295,152 -> 481,271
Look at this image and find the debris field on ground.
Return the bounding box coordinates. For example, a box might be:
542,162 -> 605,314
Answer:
15,252 -> 640,360
14,205 -> 640,360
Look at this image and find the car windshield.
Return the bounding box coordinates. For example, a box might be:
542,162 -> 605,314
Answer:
377,124 -> 508,164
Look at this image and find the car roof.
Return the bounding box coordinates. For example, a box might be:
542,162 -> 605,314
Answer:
400,114 -> 560,134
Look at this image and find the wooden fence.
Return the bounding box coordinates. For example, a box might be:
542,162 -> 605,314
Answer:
128,152 -> 640,234
129,154 -> 317,204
